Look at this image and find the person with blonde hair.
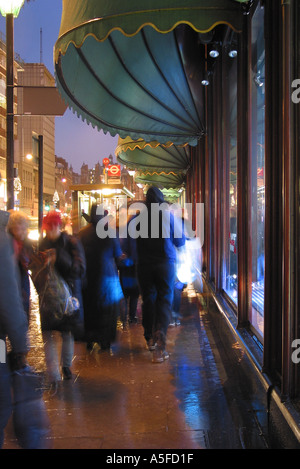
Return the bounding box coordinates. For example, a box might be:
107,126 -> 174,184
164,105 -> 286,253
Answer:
7,210 -> 33,321
7,210 -> 30,232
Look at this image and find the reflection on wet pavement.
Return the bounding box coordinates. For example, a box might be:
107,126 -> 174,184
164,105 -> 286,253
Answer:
27,279 -> 46,373
4,284 -> 270,449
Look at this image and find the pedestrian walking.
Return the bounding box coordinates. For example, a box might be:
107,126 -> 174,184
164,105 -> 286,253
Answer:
135,186 -> 185,363
7,210 -> 33,321
38,211 -> 86,391
0,210 -> 29,447
117,205 -> 140,328
78,205 -> 124,353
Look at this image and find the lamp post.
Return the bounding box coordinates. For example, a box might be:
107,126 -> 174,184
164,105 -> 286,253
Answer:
0,0 -> 25,210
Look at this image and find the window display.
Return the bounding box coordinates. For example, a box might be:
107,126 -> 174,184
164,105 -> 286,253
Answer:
223,45 -> 238,304
250,4 -> 265,339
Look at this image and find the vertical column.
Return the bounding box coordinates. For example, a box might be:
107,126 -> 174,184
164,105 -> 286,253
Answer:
263,0 -> 283,380
237,12 -> 251,327
38,135 -> 43,237
281,0 -> 293,399
292,0 -> 300,397
72,190 -> 79,234
281,0 -> 300,399
6,13 -> 14,211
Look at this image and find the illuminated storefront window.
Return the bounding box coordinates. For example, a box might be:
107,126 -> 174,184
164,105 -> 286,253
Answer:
250,4 -> 265,339
223,41 -> 238,304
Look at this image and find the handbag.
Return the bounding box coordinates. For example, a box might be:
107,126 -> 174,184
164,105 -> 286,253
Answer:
37,264 -> 80,331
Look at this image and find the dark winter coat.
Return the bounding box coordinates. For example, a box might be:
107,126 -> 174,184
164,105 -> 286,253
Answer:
39,231 -> 86,292
0,211 -> 28,354
135,186 -> 185,264
37,231 -> 86,332
78,212 -> 123,347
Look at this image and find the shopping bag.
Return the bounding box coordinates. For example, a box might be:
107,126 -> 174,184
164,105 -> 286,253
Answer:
37,265 -> 80,330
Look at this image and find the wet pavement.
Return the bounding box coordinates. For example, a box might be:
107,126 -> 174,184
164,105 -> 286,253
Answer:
3,284 -> 271,450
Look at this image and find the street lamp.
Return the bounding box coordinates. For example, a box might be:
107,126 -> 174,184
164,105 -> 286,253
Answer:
0,0 -> 26,210
0,1 -> 25,17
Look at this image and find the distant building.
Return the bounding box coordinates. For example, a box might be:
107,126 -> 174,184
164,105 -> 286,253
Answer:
0,32 -> 22,211
80,163 -> 89,184
72,168 -> 81,185
16,63 -> 56,216
55,155 -> 72,213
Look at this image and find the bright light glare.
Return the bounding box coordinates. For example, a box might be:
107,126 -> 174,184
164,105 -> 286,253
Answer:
0,0 -> 25,17
28,229 -> 40,241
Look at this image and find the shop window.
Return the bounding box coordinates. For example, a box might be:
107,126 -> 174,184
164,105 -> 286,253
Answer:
223,41 -> 238,304
250,5 -> 265,339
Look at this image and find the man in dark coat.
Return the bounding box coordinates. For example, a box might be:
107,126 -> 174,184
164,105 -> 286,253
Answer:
135,186 -> 185,363
78,205 -> 124,352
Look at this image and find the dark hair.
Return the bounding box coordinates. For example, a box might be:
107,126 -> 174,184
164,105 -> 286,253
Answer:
146,186 -> 164,205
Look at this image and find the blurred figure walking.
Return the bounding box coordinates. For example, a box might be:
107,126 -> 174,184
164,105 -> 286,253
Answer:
117,205 -> 140,328
78,205 -> 124,353
0,210 -> 29,447
135,187 -> 185,363
7,210 -> 34,321
38,211 -> 86,389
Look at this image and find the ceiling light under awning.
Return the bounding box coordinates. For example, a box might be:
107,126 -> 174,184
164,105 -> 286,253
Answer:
54,0 -> 245,147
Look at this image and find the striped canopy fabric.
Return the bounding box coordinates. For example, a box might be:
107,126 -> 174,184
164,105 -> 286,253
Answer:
115,137 -> 190,174
54,0 -> 245,146
134,171 -> 186,189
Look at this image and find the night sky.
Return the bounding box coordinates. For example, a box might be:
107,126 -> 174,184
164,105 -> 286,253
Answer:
0,0 -> 119,173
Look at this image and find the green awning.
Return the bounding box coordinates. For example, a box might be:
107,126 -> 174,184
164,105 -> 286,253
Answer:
139,186 -> 182,202
55,0 -> 244,58
115,137 -> 190,174
135,171 -> 185,189
161,188 -> 183,202
54,0 -> 245,146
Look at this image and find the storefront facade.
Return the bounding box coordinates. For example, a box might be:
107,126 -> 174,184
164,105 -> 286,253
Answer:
186,0 -> 300,413
54,0 -> 300,441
